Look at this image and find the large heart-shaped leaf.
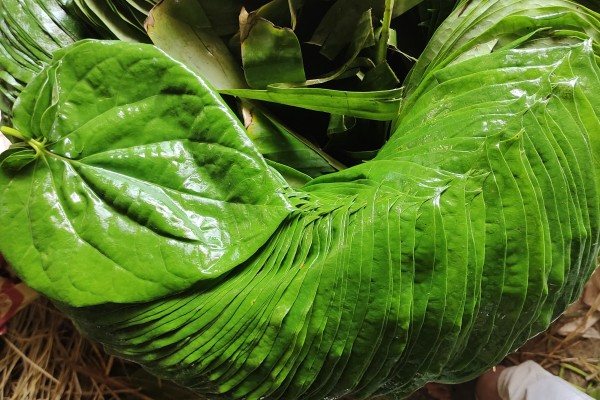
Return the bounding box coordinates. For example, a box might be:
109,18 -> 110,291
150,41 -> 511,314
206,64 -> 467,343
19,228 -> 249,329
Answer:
0,40 -> 292,306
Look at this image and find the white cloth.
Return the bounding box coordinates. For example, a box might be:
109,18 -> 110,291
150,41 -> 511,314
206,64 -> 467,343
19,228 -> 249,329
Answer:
497,360 -> 593,400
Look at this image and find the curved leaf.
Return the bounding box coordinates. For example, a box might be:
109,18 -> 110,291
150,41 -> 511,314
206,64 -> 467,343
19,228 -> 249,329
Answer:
240,9 -> 306,88
0,0 -> 98,119
58,26 -> 600,400
144,0 -> 246,90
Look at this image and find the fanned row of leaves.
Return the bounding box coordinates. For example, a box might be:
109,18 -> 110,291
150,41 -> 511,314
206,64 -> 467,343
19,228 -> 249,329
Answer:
0,0 -> 599,399
0,0 -> 94,119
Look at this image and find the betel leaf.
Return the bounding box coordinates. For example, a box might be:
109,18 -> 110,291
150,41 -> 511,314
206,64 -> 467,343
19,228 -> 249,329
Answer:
240,101 -> 343,177
0,40 -> 292,306
402,0 -> 600,100
144,0 -> 246,90
0,0 -> 98,121
240,8 -> 306,88
221,86 -> 403,120
0,142 -> 36,171
71,0 -> 151,42
39,10 -> 600,400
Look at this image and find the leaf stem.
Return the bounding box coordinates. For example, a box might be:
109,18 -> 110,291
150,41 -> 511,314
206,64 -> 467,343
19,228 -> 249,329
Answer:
376,0 -> 394,65
0,126 -> 25,141
0,126 -> 47,157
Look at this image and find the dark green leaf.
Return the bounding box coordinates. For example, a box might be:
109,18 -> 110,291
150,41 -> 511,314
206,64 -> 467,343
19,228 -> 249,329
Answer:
145,0 -> 246,90
304,9 -> 375,86
309,0 -> 376,60
240,9 -> 306,88
254,0 -> 295,28
393,0 -> 426,16
358,60 -> 399,91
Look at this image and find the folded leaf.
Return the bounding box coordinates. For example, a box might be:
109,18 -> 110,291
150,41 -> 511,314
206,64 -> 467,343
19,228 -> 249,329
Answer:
240,9 -> 306,88
221,86 -> 403,120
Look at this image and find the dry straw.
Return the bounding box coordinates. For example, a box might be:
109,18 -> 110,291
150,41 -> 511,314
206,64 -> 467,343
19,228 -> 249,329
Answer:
0,298 -> 152,400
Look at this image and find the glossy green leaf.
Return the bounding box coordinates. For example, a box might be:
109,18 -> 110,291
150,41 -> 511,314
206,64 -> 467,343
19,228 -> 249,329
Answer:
402,0 -> 600,100
0,40 -> 292,306
54,20 -> 600,400
0,146 -> 36,171
265,160 -> 312,188
0,0 -> 102,122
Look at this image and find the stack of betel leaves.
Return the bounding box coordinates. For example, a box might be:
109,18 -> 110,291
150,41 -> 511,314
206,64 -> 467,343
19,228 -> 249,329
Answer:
0,0 -> 599,399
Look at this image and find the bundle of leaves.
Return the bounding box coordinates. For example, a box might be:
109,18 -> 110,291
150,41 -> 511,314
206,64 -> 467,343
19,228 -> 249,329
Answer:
0,0 -> 599,399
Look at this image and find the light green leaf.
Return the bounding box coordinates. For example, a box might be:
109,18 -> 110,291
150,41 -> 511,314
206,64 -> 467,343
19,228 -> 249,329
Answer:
402,0 -> 600,100
0,0 -> 94,119
0,146 -> 36,171
241,101 -> 343,177
57,24 -> 600,399
2,2 -> 600,400
265,159 -> 312,188
221,86 -> 403,120
0,40 -> 292,306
